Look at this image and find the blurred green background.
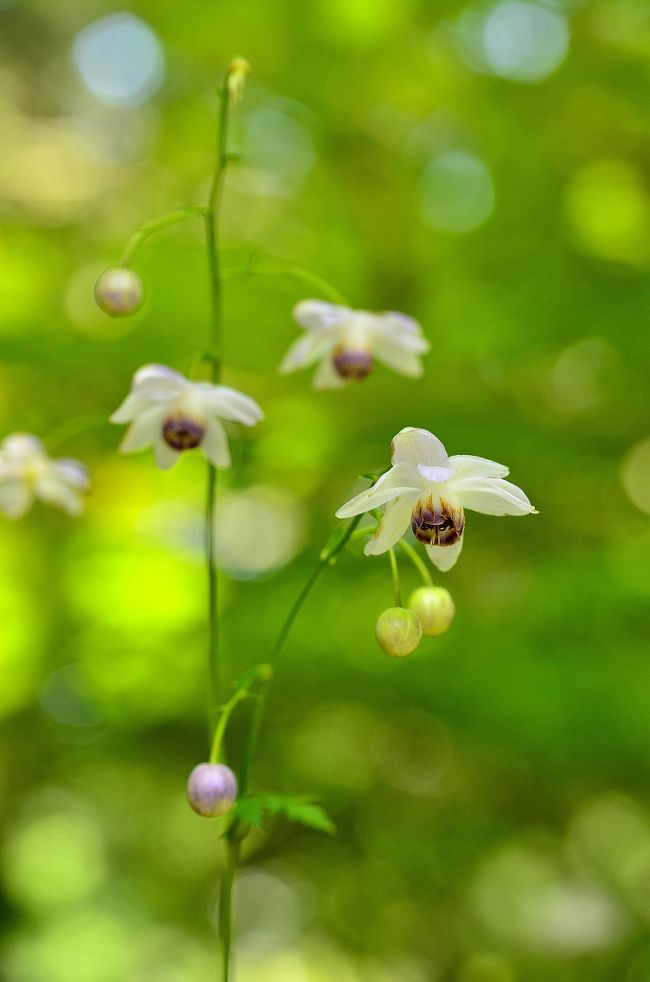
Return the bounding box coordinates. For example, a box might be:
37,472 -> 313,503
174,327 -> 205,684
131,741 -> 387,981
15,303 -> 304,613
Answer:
1,0 -> 649,979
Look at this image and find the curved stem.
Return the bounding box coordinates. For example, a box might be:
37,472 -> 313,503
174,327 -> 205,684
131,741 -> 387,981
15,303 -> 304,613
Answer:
210,682 -> 250,765
223,263 -> 349,306
388,548 -> 402,606
238,514 -> 363,796
45,414 -> 109,452
397,539 -> 433,586
119,207 -> 207,266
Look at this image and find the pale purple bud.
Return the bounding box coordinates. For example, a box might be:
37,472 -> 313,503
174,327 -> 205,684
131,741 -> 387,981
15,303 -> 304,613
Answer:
186,763 -> 238,818
94,267 -> 144,317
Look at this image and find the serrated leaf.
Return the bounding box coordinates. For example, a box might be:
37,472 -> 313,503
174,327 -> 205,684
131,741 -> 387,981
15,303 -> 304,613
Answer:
235,793 -> 335,834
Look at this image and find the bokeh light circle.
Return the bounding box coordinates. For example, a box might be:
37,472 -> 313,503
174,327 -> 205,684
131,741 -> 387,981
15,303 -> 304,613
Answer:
72,13 -> 164,106
482,1 -> 569,82
419,150 -> 494,233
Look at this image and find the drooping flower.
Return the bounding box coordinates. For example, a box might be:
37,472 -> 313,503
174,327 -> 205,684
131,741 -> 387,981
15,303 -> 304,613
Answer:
0,434 -> 89,519
280,301 -> 430,390
110,364 -> 263,470
336,427 -> 537,571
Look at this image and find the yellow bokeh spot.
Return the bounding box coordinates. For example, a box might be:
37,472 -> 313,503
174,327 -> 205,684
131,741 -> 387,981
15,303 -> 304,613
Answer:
566,159 -> 650,265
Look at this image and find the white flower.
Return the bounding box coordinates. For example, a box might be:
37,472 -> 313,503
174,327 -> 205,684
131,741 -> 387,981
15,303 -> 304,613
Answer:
336,427 -> 537,571
280,301 -> 430,390
0,434 -> 89,519
110,364 -> 264,470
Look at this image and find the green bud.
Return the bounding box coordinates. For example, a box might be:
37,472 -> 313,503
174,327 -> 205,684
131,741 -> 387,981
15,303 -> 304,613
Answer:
94,267 -> 144,317
407,586 -> 455,638
375,607 -> 422,657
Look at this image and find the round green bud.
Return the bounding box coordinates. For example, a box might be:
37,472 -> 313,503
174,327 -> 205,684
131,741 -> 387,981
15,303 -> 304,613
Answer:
375,607 -> 422,657
94,267 -> 144,317
407,586 -> 455,638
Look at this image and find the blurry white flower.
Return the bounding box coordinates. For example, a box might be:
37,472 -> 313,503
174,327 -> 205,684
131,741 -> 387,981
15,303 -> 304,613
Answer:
0,434 -> 89,519
336,427 -> 536,571
280,301 -> 430,390
110,364 -> 263,470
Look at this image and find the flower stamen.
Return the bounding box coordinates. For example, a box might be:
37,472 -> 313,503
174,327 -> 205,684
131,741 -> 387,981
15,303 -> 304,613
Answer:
411,496 -> 465,546
332,344 -> 374,380
162,416 -> 205,451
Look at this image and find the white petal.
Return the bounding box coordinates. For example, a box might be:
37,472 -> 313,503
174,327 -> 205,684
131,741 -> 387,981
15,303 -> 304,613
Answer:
452,477 -> 536,516
363,496 -> 414,555
132,363 -> 187,397
197,384 -> 264,426
119,406 -> 166,453
448,454 -> 509,479
372,313 -> 431,353
391,427 -> 448,467
426,536 -> 464,572
293,300 -> 352,332
381,311 -> 425,337
373,343 -> 425,378
37,477 -> 84,515
336,466 -> 422,518
153,439 -> 179,470
0,480 -> 33,518
54,459 -> 90,490
110,364 -> 186,422
202,418 -> 231,468
279,332 -> 336,373
2,434 -> 44,461
312,357 -> 347,390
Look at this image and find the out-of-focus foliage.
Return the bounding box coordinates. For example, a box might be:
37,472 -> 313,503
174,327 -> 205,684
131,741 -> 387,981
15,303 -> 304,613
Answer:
1,1 -> 649,979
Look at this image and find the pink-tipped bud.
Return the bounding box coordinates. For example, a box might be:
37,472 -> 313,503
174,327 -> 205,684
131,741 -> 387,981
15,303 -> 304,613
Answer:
375,607 -> 422,657
407,586 -> 455,638
186,763 -> 237,818
94,267 -> 144,317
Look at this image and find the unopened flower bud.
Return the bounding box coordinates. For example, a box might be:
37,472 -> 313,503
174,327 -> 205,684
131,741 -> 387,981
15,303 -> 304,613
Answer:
375,607 -> 422,657
407,586 -> 455,638
227,57 -> 251,104
94,267 -> 144,317
186,763 -> 237,818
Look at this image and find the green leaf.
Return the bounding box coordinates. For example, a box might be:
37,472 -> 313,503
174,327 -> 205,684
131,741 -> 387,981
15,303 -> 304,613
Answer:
234,793 -> 336,834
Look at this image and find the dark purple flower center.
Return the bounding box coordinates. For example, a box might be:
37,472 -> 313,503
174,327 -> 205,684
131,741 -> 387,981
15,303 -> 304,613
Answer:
162,416 -> 204,451
411,497 -> 465,546
333,346 -> 373,380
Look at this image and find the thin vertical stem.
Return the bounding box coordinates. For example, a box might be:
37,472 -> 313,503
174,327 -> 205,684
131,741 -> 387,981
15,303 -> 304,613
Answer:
219,838 -> 239,981
204,67 -> 237,982
205,78 -> 233,727
388,547 -> 402,606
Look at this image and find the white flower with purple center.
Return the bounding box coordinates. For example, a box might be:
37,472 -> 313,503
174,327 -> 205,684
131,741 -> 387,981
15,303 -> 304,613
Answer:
111,364 -> 264,470
280,301 -> 430,390
0,434 -> 89,519
336,427 -> 536,571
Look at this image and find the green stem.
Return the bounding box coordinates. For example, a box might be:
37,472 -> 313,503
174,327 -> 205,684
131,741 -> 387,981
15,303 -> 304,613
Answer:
204,67 -> 240,982
388,548 -> 402,606
45,414 -> 109,452
238,514 -> 363,796
223,263 -> 349,306
205,74 -> 234,730
210,686 -> 251,764
397,538 -> 433,586
119,207 -> 207,266
219,838 -> 239,981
